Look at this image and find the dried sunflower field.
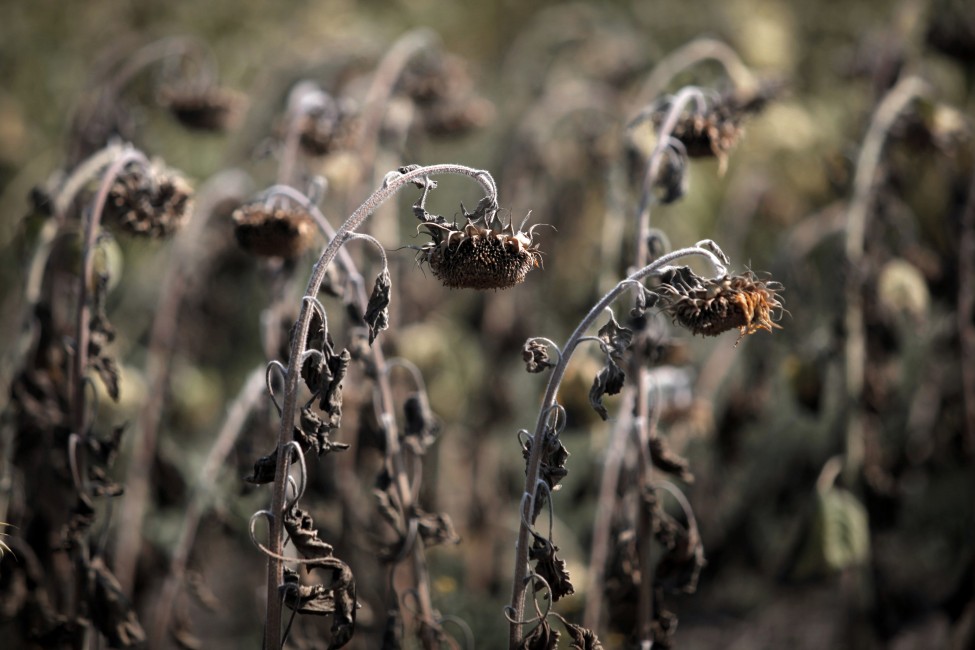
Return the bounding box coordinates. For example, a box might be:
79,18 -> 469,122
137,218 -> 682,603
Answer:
1,1 -> 973,648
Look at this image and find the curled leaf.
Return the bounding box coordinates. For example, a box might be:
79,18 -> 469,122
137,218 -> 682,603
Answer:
89,271 -> 120,401
597,312 -> 633,360
363,269 -> 391,345
648,436 -> 693,482
522,431 -> 569,522
518,618 -> 560,650
416,509 -> 460,548
319,348 -> 351,427
522,339 -> 554,373
553,614 -> 604,650
402,393 -> 439,455
90,556 -> 147,647
588,361 -> 625,421
281,563 -> 356,647
284,506 -> 336,557
529,533 -> 574,602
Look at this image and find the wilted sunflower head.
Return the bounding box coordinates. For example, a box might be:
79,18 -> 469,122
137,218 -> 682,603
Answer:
158,83 -> 247,132
104,162 -> 193,238
232,201 -> 315,259
657,269 -> 784,342
417,215 -> 544,290
651,83 -> 782,173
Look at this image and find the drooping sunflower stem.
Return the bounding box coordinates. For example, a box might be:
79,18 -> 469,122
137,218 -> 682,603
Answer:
508,244 -> 726,647
263,163 -> 497,650
70,146 -> 150,492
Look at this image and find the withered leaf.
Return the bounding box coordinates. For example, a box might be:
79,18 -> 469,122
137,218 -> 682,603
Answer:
588,361 -> 625,421
320,346 -> 350,424
529,533 -> 574,602
522,432 -> 569,522
597,313 -> 633,360
363,269 -> 391,345
522,339 -> 554,373
297,407 -> 351,457
89,272 -> 120,401
281,561 -> 357,648
373,470 -> 405,537
299,311 -> 328,390
648,436 -> 693,482
244,448 -> 278,484
284,506 -> 336,558
403,394 -> 439,455
553,615 -> 604,650
518,619 -> 560,650
630,286 -> 661,319
90,556 -> 147,648
278,507 -> 357,648
416,509 -> 460,548
655,519 -> 706,594
646,487 -> 706,594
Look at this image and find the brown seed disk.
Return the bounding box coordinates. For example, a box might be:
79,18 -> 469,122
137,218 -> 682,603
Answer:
159,85 -> 247,132
663,274 -> 782,339
423,228 -> 540,290
105,168 -> 193,238
232,204 -> 315,259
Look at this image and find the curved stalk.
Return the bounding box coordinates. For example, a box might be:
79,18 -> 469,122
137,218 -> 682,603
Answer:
843,75 -> 926,479
71,146 -> 149,490
633,38 -> 758,110
508,245 -> 725,647
263,164 -> 496,650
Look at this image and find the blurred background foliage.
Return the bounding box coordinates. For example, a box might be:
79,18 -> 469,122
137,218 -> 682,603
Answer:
1,0 -> 974,648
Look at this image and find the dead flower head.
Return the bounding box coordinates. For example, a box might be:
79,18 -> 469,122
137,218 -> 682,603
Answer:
418,216 -> 544,290
297,96 -> 360,157
104,162 -> 193,238
658,270 -> 784,342
158,83 -> 247,132
653,84 -> 780,173
232,201 -> 315,259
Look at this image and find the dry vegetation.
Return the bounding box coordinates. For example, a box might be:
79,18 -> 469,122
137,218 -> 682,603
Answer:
1,1 -> 973,649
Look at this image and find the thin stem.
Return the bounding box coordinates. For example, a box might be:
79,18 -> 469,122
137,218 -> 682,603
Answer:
508,245 -> 724,647
109,36 -> 217,95
149,367 -> 267,650
113,170 -> 250,597
634,37 -> 758,110
843,75 -> 926,479
582,388 -> 635,630
634,368 -> 655,643
958,165 -> 975,453
71,146 -> 149,491
277,83 -> 328,188
263,164 -> 496,650
633,87 -> 708,270
356,29 -> 438,188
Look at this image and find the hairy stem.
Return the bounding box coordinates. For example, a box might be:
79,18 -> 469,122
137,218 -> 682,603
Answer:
508,245 -> 725,647
268,183 -> 441,644
843,75 -> 926,478
264,164 -> 496,650
71,146 -> 148,492
633,86 -> 708,270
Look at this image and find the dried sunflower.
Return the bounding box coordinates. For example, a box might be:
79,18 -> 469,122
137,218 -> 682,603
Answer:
104,162 -> 193,238
158,83 -> 247,132
417,218 -> 543,290
658,272 -> 784,342
232,202 -> 315,259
